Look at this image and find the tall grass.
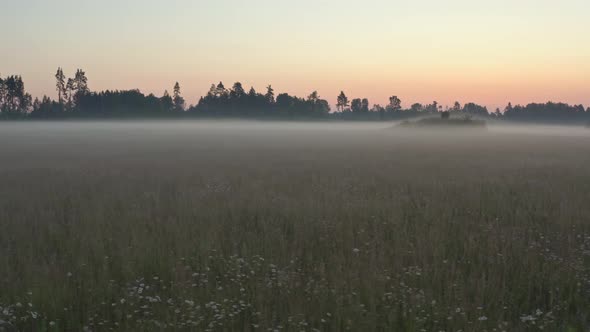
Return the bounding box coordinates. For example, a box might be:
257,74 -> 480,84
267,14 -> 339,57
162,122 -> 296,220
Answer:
0,122 -> 589,331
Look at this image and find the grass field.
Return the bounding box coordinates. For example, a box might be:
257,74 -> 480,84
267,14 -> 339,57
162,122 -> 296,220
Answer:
1,121 -> 590,331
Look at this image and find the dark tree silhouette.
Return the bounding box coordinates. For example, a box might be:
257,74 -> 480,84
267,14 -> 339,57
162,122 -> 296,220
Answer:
502,102 -> 587,123
351,98 -> 362,113
55,67 -> 66,104
161,90 -> 174,112
31,95 -> 63,118
504,102 -> 513,113
336,91 -> 349,112
307,91 -> 330,115
1,70 -> 588,123
248,87 -> 257,96
361,99 -> 369,113
387,96 -> 402,112
410,103 -> 423,112
173,82 -> 185,111
74,70 -> 88,92
307,91 -> 319,103
265,85 -> 275,104
462,103 -> 488,116
0,75 -> 31,116
231,82 -> 246,99
493,108 -> 502,118
215,82 -> 227,98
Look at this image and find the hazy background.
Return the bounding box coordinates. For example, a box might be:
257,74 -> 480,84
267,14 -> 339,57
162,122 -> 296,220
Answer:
2,0 -> 589,110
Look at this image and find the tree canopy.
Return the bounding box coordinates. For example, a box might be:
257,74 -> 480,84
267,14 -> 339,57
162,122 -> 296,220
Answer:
1,68 -> 589,124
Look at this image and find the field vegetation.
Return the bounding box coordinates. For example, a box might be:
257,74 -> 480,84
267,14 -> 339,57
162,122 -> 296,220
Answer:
1,122 -> 589,331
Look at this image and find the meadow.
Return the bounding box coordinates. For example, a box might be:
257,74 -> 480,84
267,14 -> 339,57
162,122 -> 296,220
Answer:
0,121 -> 589,331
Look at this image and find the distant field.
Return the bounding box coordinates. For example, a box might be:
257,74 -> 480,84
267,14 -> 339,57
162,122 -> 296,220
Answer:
1,121 -> 590,331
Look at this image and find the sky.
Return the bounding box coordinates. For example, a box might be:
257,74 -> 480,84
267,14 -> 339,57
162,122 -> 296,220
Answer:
1,0 -> 589,110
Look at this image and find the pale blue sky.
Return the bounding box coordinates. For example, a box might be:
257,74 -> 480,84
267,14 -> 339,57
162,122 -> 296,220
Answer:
2,0 -> 589,109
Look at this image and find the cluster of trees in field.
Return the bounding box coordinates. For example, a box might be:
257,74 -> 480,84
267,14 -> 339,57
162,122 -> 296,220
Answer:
0,75 -> 33,116
22,68 -> 186,119
1,69 -> 590,123
188,82 -> 330,119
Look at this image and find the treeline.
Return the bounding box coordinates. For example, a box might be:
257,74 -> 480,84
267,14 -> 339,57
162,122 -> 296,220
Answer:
1,69 -> 590,123
189,82 -> 330,119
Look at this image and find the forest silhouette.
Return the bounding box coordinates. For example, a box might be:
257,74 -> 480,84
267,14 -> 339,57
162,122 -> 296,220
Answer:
1,68 -> 589,123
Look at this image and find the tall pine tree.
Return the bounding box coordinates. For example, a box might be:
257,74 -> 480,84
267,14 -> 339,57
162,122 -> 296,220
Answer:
55,67 -> 66,104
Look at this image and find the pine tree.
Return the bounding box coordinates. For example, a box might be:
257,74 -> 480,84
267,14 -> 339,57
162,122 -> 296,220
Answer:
161,90 -> 173,112
231,82 -> 245,98
173,82 -> 185,111
265,85 -> 275,104
336,91 -> 349,112
66,78 -> 75,109
73,69 -> 89,93
248,87 -> 257,97
55,67 -> 66,104
215,82 -> 227,98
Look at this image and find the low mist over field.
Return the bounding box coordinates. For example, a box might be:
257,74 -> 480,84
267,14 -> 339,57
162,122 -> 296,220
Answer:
1,121 -> 590,331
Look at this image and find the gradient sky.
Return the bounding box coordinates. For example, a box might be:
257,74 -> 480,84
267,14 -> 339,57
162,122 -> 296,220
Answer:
1,0 -> 589,110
